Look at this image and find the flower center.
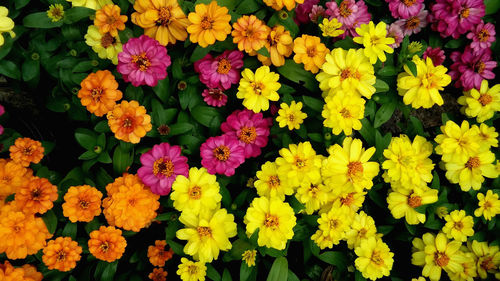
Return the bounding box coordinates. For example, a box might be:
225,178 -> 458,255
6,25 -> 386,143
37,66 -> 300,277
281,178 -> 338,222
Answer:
339,1 -> 352,17
478,29 -> 490,42
13,225 -> 21,233
153,158 -> 175,177
128,198 -> 137,206
340,108 -> 352,118
340,192 -> 355,206
50,7 -> 63,18
244,27 -> 255,37
407,194 -> 422,208
308,184 -> 319,197
340,68 -> 361,80
294,156 -> 306,168
56,250 -> 66,261
188,186 -> 202,200
268,175 -> 280,188
250,82 -> 264,95
197,226 -> 212,237
421,73 -> 439,89
306,47 -> 317,57
347,161 -> 364,180
483,201 -> 492,209
239,126 -> 257,144
208,88 -> 225,100
100,241 -> 109,252
481,257 -> 496,270
465,157 -> 480,169
122,117 -> 134,128
79,199 -> 89,209
434,252 -> 450,267
200,16 -> 213,30
460,7 -> 470,19
188,265 -> 199,275
328,218 -> 339,229
478,94 -> 492,106
157,125 -> 170,135
264,213 -> 279,229
23,147 -> 33,156
101,33 -> 116,48
454,221 -> 464,230
359,228 -> 368,238
131,52 -> 151,72
402,0 -> 417,6
157,6 -> 172,26
476,61 -> 485,74
213,145 -> 230,161
31,188 -> 41,199
371,251 -> 384,266
217,58 -> 232,74
106,16 -> 116,25
91,88 -> 103,102
405,16 -> 420,30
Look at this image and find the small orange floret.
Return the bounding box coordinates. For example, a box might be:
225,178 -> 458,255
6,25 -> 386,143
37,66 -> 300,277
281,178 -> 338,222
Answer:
107,100 -> 152,144
62,185 -> 103,223
88,226 -> 127,262
148,267 -> 168,281
9,137 -> 44,167
0,159 -> 32,207
42,237 -> 82,272
15,176 -> 58,215
147,240 -> 174,267
78,70 -> 123,117
94,4 -> 128,37
231,15 -> 270,54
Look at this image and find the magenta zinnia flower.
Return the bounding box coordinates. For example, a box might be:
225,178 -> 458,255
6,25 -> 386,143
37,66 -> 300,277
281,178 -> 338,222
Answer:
309,5 -> 326,23
202,88 -> 228,107
467,22 -> 496,54
221,109 -> 272,159
0,104 -> 4,135
117,35 -> 171,87
423,47 -> 446,66
431,0 -> 484,39
449,46 -> 497,91
386,0 -> 424,19
295,0 -> 319,24
194,50 -> 244,90
394,8 -> 428,36
200,135 -> 245,176
387,23 -> 404,48
325,0 -> 371,38
138,143 -> 189,195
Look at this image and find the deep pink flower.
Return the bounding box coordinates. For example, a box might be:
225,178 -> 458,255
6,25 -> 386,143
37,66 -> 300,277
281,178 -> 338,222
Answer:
200,135 -> 245,176
138,143 -> 189,195
449,46 -> 497,91
194,50 -> 244,90
221,109 -> 272,159
467,22 -> 496,54
394,8 -> 428,36
0,104 -> 4,135
202,88 -> 228,107
386,0 -> 424,19
309,5 -> 326,23
423,47 -> 446,66
295,0 -> 319,24
387,23 -> 404,48
431,0 -> 484,39
117,35 -> 171,87
325,0 -> 371,38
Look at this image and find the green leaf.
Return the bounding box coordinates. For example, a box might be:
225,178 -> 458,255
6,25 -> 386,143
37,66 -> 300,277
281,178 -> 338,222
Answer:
333,37 -> 358,50
222,269 -> 232,281
235,0 -> 261,14
240,262 -> 254,281
22,59 -> 40,81
153,77 -> 171,101
405,61 -> 417,76
485,0 -> 500,14
277,60 -> 317,91
0,60 -> 21,80
72,61 -> 94,73
249,229 -> 259,246
97,152 -> 112,163
42,210 -> 58,234
112,145 -> 133,174
256,47 -> 270,57
190,45 -> 211,62
355,270 -> 366,281
358,119 -> 375,145
23,12 -> 64,28
79,151 -> 98,160
318,251 -> 348,269
15,0 -> 30,9
377,66 -> 398,77
287,270 -> 300,281
206,264 -> 222,281
75,128 -> 97,150
98,261 -> 118,281
64,7 -> 94,24
62,222 -> 77,239
191,105 -> 221,128
374,79 -> 389,93
94,121 -> 110,133
267,257 -> 288,281
374,102 -> 396,128
169,123 -> 194,136
444,38 -> 464,49
302,96 -> 324,112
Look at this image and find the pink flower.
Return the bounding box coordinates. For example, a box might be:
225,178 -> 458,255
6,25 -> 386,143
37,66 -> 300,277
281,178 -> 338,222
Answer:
295,0 -> 319,24
386,0 -> 424,19
200,135 -> 245,176
449,46 -> 497,91
431,0 -> 484,39
467,22 -> 496,54
202,88 -> 228,107
309,5 -> 326,23
137,143 -> 189,195
394,8 -> 428,36
221,109 -> 272,159
387,23 -> 404,48
325,0 -> 371,38
194,50 -> 244,90
423,47 -> 446,66
0,104 -> 4,135
117,35 -> 171,87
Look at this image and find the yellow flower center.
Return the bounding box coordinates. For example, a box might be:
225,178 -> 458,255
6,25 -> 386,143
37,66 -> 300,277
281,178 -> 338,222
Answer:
56,250 -> 66,261
340,192 -> 355,206
478,94 -> 493,106
188,265 -> 199,274
347,161 -> 364,181
250,82 -> 264,95
268,175 -> 280,188
157,6 -> 172,26
101,33 -> 116,48
131,52 -> 151,72
100,241 -> 110,252
328,218 -> 339,229
264,213 -> 279,229
91,88 -> 103,102
339,1 -> 352,17
308,184 -> 319,197
481,256 -> 496,270
188,186 -> 202,200
197,226 -> 212,237
434,252 -> 450,267
306,47 -> 317,57
421,73 -> 439,89
407,194 -> 422,208
294,156 -> 306,168
213,145 -> 230,161
370,251 -> 384,266
454,221 -> 464,230
478,29 -> 490,42
405,16 -> 420,30
200,16 -> 213,30
239,126 -> 257,144
465,157 -> 480,169
483,200 -> 492,209
402,0 -> 417,6
153,158 -> 174,177
217,58 -> 232,74
340,108 -> 352,118
79,199 -> 89,209
340,68 -> 361,80
460,7 -> 470,19
358,228 -> 368,238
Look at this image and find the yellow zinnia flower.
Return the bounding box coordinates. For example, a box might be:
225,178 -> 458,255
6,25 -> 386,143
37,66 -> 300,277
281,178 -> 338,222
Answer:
0,6 -> 15,47
353,21 -> 394,64
345,211 -> 378,250
322,137 -> 379,192
441,210 -> 474,242
132,0 -> 189,46
177,257 -> 207,281
434,120 -> 480,163
47,4 -> 64,22
293,34 -> 328,74
237,66 -> 280,113
444,150 -> 498,191
476,123 -> 498,149
244,197 -> 296,250
254,161 -> 293,201
176,208 -> 237,262
469,240 -> 500,279
242,249 -> 257,267
316,48 -> 376,99
263,0 -> 304,11
313,204 -> 353,247
387,186 -> 438,225
322,92 -> 365,136
275,141 -> 322,188
447,249 -> 478,281
354,237 -> 394,280
67,0 -> 112,9
397,56 -> 451,109
84,25 -> 122,65
319,18 -> 344,37
187,1 -> 231,48
295,178 -> 331,214
257,25 -> 293,67
276,101 -> 307,130
458,79 -> 500,123
474,190 -> 500,220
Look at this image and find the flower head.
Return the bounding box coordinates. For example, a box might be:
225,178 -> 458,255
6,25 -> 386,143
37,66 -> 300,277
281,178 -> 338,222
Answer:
322,92 -> 365,135
107,100 -> 152,144
423,47 -> 445,66
117,35 -> 171,87
325,0 -> 371,38
254,161 -> 293,201
242,250 -> 257,267
149,268 -> 168,281
434,120 -> 480,163
309,5 -> 325,23
445,150 -> 498,191
257,25 -> 293,67
187,1 -> 232,47
200,135 -> 245,176
138,143 -> 189,195
386,23 -> 404,48
0,159 -> 32,207
387,186 -> 438,224
345,211 -> 378,249
147,240 -> 174,267
313,204 -> 354,247
293,35 -> 328,73
194,50 -> 244,90
9,137 -> 44,167
430,0 -> 485,39
275,141 -> 322,188
15,176 -> 58,215
442,210 -> 474,242
353,21 -> 395,64
84,25 -> 122,64
394,8 -> 428,36
78,70 -> 123,117
474,190 -> 500,220
42,237 -> 82,272
296,178 -> 331,214
47,4 -> 64,22
0,6 -> 15,47
470,240 -> 500,279
94,4 -> 127,36
387,0 -> 424,19
449,46 -> 496,91
295,0 -> 319,24
88,226 -> 127,262
67,0 -> 112,9
62,185 -> 103,223
354,237 -> 394,280
475,123 -> 498,149
276,101 -> 307,130
177,258 -> 207,281
458,79 -> 500,123
467,22 -> 496,53
232,15 -> 270,54
202,88 -> 228,107
237,66 -> 281,113
263,0 -> 304,10
319,18 -> 344,37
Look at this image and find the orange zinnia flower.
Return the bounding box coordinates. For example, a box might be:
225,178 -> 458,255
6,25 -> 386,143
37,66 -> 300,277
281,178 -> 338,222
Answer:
0,261 -> 42,280
232,15 -> 270,54
0,203 -> 52,259
88,226 -> 127,262
149,268 -> 168,281
107,100 -> 152,144
104,173 -> 142,196
94,4 -> 127,36
263,0 -> 304,10
187,1 -> 232,48
78,70 -> 123,117
0,159 -> 32,207
293,34 -> 328,73
15,176 -> 58,215
62,185 -> 103,223
257,25 -> 293,67
132,0 -> 189,45
42,237 -> 82,272
102,174 -> 160,232
21,264 -> 43,281
9,137 -> 44,167
147,240 -> 174,267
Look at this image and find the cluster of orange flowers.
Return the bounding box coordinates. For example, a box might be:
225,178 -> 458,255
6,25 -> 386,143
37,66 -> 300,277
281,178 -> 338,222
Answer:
147,240 -> 174,281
